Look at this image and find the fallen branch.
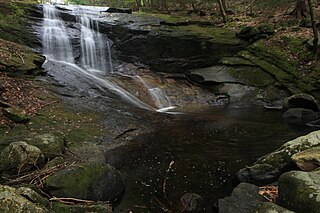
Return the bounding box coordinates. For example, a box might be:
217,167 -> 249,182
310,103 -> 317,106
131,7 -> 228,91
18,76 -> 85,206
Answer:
50,197 -> 95,204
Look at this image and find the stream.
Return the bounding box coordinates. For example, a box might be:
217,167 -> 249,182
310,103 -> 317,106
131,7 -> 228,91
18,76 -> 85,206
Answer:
36,4 -> 301,212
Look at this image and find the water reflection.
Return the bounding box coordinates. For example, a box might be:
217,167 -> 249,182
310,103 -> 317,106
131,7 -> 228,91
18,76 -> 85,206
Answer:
107,108 -> 300,212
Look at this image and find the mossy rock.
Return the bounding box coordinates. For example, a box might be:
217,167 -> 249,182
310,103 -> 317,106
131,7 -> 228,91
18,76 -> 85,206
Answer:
254,202 -> 296,213
16,187 -> 49,207
292,146 -> 320,171
237,130 -> 320,185
44,163 -> 125,202
25,132 -> 65,159
0,184 -> 49,213
218,56 -> 255,66
51,202 -> 112,213
0,141 -> 44,174
237,24 -> 275,42
278,170 -> 320,213
2,107 -> 30,123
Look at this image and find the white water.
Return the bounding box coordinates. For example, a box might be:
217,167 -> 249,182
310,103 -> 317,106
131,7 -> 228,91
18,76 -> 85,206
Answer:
42,4 -> 74,63
42,4 -> 173,112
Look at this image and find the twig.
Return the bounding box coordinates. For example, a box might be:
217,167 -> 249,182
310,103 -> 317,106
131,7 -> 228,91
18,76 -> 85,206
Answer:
50,197 -> 95,204
162,160 -> 175,196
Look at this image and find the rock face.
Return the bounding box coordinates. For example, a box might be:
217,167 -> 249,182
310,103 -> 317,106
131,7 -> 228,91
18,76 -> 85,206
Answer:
26,132 -> 65,159
0,141 -> 44,174
254,202 -> 296,213
278,170 -> 320,213
291,147 -> 320,171
218,183 -> 266,213
0,185 -> 48,213
282,108 -> 319,126
44,163 -> 125,202
237,130 -> 320,185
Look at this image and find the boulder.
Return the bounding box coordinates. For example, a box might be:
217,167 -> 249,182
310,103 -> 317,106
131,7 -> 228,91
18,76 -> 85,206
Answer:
180,193 -> 203,212
254,202 -> 296,213
291,146 -> 320,171
0,141 -> 44,174
282,108 -> 319,126
51,202 -> 112,213
236,24 -> 275,42
237,130 -> 320,185
284,94 -> 320,111
278,170 -> 320,213
44,163 -> 125,202
0,185 -> 48,213
218,183 -> 266,213
16,187 -> 49,207
26,132 -> 65,159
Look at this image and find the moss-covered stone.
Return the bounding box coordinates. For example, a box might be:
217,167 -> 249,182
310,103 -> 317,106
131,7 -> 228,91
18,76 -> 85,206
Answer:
2,107 -> 30,123
0,184 -> 49,213
292,147 -> 320,171
16,187 -> 49,207
44,163 -> 125,202
237,130 -> 320,185
254,202 -> 296,213
278,170 -> 320,213
51,202 -> 112,213
219,56 -> 255,66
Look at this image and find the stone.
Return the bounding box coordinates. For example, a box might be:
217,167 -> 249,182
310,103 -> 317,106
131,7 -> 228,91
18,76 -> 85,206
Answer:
2,107 -> 30,123
218,182 -> 266,213
25,132 -> 65,159
282,108 -> 319,126
44,163 -> 125,202
291,146 -> 320,171
254,202 -> 296,213
237,130 -> 320,185
180,193 -> 203,212
236,24 -> 275,42
0,184 -> 49,213
284,94 -> 320,111
278,170 -> 320,213
0,141 -> 44,174
16,187 -> 49,207
51,202 -> 112,213
44,156 -> 65,169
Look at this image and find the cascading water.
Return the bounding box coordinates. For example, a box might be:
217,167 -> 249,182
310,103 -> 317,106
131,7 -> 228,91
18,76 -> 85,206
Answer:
42,4 -> 74,63
41,4 -> 172,112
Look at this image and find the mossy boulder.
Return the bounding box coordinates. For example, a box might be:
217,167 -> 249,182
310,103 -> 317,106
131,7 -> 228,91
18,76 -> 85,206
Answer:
237,24 -> 275,42
282,108 -> 319,126
278,170 -> 320,213
0,141 -> 44,174
254,202 -> 296,213
284,94 -> 320,111
51,202 -> 112,213
291,146 -> 320,171
237,130 -> 320,185
0,184 -> 49,213
2,107 -> 30,123
25,132 -> 65,159
44,163 -> 125,202
16,187 -> 49,207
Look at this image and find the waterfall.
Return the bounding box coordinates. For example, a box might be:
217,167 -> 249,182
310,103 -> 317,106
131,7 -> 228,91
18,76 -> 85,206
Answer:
41,4 -> 173,112
42,4 -> 74,63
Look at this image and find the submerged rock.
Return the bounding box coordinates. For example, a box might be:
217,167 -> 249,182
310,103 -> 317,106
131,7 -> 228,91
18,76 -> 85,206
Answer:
218,182 -> 266,213
44,163 -> 125,202
282,108 -> 319,126
237,130 -> 320,185
0,185 -> 48,213
0,141 -> 44,174
291,146 -> 320,171
278,170 -> 320,213
180,193 -> 203,212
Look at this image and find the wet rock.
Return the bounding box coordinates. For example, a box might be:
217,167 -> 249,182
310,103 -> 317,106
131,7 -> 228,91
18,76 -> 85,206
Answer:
291,146 -> 320,171
51,202 -> 112,213
17,187 -> 49,207
284,94 -> 320,111
254,202 -> 296,213
278,170 -> 320,213
0,184 -> 49,212
25,132 -> 65,159
2,107 -> 30,123
44,163 -> 125,202
180,193 -> 203,212
0,141 -> 44,174
218,183 -> 266,213
237,130 -> 320,185
282,108 -> 319,126
105,7 -> 132,14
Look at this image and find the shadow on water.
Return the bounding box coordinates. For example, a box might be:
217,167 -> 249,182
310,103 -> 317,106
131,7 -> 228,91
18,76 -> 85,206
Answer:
106,107 -> 301,212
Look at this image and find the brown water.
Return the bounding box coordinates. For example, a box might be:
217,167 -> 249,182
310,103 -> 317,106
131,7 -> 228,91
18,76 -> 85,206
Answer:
107,107 -> 300,212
